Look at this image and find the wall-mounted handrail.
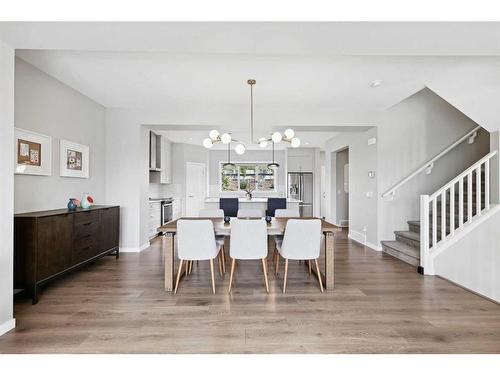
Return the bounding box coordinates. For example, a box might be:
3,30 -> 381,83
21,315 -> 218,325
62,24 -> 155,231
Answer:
381,125 -> 481,198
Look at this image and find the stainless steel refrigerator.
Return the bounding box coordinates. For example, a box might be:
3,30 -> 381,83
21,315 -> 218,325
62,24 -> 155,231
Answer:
288,172 -> 313,217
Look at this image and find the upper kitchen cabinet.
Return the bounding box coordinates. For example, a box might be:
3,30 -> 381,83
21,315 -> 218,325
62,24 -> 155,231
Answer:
149,131 -> 162,172
160,136 -> 172,184
287,148 -> 314,172
149,131 -> 172,184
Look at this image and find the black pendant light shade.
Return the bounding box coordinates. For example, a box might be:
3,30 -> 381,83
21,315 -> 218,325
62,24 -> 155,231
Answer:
222,142 -> 236,169
267,141 -> 280,169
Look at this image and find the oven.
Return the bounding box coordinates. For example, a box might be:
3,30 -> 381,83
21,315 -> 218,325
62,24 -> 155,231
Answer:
161,199 -> 173,225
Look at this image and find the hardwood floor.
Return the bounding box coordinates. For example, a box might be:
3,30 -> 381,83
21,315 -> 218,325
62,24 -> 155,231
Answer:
1,229 -> 500,353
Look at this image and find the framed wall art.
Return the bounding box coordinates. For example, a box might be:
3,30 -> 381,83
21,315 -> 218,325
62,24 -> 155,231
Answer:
59,139 -> 89,178
14,128 -> 52,176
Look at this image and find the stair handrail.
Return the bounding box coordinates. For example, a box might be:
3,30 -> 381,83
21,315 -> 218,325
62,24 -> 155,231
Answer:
419,149 -> 497,275
429,150 -> 497,201
381,125 -> 482,198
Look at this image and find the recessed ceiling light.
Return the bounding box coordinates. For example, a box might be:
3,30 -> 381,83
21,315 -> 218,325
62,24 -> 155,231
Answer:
189,137 -> 193,141
305,142 -> 310,145
370,80 -> 383,88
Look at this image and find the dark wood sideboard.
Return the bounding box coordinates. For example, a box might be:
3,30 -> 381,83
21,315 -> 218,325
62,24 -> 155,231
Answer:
14,205 -> 120,304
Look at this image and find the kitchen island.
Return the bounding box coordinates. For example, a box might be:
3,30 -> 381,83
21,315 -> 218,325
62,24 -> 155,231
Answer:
204,197 -> 301,213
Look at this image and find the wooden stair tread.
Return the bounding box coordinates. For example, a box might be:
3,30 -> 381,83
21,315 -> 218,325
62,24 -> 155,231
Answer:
381,240 -> 420,259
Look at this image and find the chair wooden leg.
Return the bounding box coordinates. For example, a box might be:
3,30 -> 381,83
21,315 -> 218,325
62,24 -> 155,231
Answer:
308,260 -> 312,276
174,260 -> 184,295
189,260 -> 193,274
228,258 -> 236,293
185,261 -> 190,276
283,259 -> 289,293
262,258 -> 269,293
218,251 -> 223,278
209,259 -> 216,294
275,253 -> 280,276
221,245 -> 226,273
314,259 -> 324,293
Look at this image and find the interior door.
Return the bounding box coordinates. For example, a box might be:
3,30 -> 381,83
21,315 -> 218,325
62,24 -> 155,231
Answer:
186,162 -> 206,217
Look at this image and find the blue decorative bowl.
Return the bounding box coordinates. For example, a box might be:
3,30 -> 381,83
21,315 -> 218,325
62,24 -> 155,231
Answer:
224,216 -> 231,223
67,198 -> 77,211
265,216 -> 272,223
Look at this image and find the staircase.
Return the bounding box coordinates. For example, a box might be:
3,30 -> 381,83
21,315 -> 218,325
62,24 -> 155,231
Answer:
382,154 -> 492,269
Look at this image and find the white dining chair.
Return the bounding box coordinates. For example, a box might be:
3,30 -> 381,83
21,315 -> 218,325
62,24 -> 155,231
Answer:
237,209 -> 264,218
198,208 -> 226,273
228,218 -> 269,293
274,208 -> 300,217
275,219 -> 323,293
272,209 -> 300,264
175,220 -> 224,294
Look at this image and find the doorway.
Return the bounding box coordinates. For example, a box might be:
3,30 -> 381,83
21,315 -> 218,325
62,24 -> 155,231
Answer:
185,162 -> 206,216
331,148 -> 349,227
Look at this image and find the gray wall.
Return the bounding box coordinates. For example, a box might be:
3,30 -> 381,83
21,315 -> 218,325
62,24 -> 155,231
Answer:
0,41 -> 14,334
335,148 -> 349,226
208,149 -> 286,197
377,88 -> 490,243
14,58 -> 106,213
325,128 -> 378,246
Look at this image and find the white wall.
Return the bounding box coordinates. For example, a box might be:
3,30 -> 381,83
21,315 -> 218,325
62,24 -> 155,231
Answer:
325,128 -> 378,247
434,207 -> 500,302
172,143 -> 208,215
377,88 -> 490,243
0,40 -> 15,335
14,58 -> 106,213
207,149 -> 286,198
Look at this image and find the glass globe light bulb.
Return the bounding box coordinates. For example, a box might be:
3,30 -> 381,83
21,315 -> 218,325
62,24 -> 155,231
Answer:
203,138 -> 213,148
284,128 -> 295,139
209,129 -> 220,141
235,143 -> 246,155
221,133 -> 232,144
271,132 -> 282,143
290,137 -> 301,148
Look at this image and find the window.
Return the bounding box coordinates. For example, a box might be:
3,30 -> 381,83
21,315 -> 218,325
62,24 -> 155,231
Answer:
221,163 -> 275,192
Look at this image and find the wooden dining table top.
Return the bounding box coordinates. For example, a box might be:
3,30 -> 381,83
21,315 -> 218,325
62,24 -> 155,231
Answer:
159,217 -> 341,236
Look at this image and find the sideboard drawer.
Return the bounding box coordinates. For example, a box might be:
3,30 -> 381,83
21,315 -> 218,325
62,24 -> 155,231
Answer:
74,210 -> 100,224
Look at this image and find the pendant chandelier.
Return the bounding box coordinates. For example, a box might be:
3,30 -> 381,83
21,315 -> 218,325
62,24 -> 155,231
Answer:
202,79 -> 301,169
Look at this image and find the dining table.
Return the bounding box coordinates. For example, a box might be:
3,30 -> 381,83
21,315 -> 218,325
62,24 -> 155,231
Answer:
158,217 -> 341,292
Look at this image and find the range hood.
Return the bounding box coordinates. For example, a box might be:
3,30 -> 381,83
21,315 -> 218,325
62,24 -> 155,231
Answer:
149,131 -> 162,172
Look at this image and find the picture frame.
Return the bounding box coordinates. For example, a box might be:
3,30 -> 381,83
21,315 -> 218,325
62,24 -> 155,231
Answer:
59,139 -> 90,178
14,128 -> 52,176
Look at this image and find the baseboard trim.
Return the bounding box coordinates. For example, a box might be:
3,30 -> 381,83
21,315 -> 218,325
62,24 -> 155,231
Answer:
0,318 -> 15,336
365,241 -> 382,252
348,233 -> 382,252
119,242 -> 150,253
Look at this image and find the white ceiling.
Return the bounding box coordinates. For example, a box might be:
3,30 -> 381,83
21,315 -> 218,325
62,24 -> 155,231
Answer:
4,22 -> 500,148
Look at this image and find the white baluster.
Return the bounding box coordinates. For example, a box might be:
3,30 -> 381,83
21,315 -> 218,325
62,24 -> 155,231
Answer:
485,159 -> 490,211
467,172 -> 473,222
459,176 -> 464,230
450,183 -> 455,236
441,190 -> 446,242
420,195 -> 430,271
476,166 -> 481,217
432,198 -> 437,247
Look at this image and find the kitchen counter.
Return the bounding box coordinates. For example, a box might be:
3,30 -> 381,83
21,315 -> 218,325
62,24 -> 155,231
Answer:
204,197 -> 302,203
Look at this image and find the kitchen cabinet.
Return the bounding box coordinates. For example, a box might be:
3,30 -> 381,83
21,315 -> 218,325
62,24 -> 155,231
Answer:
172,198 -> 181,220
148,201 -> 162,239
287,148 -> 314,172
160,136 -> 172,184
